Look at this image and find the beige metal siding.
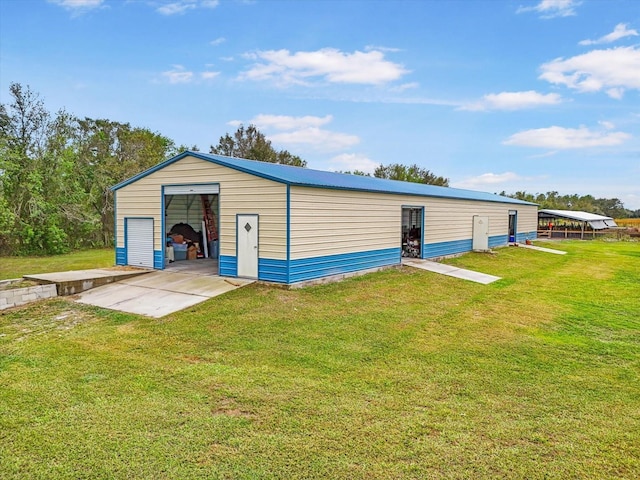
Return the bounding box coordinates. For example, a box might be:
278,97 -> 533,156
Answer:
516,206 -> 538,233
116,155 -> 287,259
425,197 -> 512,242
289,186 -> 538,259
290,187 -> 401,258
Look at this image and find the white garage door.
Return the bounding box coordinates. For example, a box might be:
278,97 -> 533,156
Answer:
126,218 -> 154,268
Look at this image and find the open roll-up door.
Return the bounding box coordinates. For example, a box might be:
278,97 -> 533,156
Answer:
164,185 -> 219,195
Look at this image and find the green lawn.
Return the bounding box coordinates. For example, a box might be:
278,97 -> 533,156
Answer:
1,241 -> 639,479
0,248 -> 115,280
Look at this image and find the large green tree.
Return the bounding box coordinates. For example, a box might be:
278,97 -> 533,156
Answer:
373,163 -> 450,186
73,118 -> 177,245
0,83 -> 177,254
0,83 -> 75,254
210,124 -> 306,167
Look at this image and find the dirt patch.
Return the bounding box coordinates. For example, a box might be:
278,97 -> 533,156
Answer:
0,300 -> 99,342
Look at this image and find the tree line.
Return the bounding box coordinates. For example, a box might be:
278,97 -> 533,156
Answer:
502,191 -> 639,219
0,83 -> 180,255
1,83 -> 636,256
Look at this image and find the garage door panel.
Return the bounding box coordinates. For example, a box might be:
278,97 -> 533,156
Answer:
127,218 -> 154,268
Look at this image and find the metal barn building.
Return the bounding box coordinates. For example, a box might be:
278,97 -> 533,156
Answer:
112,151 -> 538,285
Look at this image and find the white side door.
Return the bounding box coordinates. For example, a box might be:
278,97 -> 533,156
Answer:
126,218 -> 154,268
237,214 -> 258,278
472,215 -> 489,251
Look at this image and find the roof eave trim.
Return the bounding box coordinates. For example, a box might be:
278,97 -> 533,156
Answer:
110,151 -> 192,191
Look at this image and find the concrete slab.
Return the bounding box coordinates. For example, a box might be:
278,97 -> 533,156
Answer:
75,271 -> 254,317
25,268 -> 147,283
403,259 -> 501,285
517,244 -> 567,255
25,268 -> 150,295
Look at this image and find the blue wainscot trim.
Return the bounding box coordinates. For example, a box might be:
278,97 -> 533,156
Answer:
289,247 -> 399,284
259,258 -> 288,283
516,231 -> 538,242
489,234 -> 508,248
423,239 -> 472,258
116,247 -> 126,266
154,250 -> 163,270
219,255 -> 237,277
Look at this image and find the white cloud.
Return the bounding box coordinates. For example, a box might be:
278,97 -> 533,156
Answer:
540,46 -> 640,98
579,23 -> 639,46
517,0 -> 581,19
270,128 -> 360,151
157,2 -> 195,15
364,45 -> 402,53
162,65 -> 194,84
327,153 -> 379,174
210,37 -> 226,46
157,0 -> 218,16
239,48 -> 409,86
503,125 -> 631,149
389,82 -> 419,93
461,91 -> 562,111
49,0 -> 103,12
201,71 -> 220,80
231,114 -> 360,152
452,172 -> 524,190
250,114 -> 333,131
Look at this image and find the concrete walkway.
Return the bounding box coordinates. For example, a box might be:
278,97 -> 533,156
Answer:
402,259 -> 501,284
517,244 -> 567,255
76,271 -> 254,318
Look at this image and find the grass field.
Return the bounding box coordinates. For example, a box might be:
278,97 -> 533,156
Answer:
0,248 -> 114,280
1,241 -> 639,479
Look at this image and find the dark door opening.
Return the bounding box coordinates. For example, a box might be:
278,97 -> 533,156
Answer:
508,210 -> 517,243
402,207 -> 423,258
164,192 -> 219,272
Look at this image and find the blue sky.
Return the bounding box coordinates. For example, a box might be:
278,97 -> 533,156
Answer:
1,0 -> 639,209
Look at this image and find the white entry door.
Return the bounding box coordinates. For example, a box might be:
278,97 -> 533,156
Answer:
126,218 -> 154,268
237,214 -> 258,278
472,215 -> 489,251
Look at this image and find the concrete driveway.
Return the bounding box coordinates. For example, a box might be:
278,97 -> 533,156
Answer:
76,271 -> 254,318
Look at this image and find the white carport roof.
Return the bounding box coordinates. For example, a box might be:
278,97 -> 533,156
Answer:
538,209 -> 617,230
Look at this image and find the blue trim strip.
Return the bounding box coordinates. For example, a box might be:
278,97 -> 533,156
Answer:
286,185 -> 291,284
219,255 -> 237,277
259,258 -> 288,283
489,234 -> 508,248
424,233 -> 523,258
116,247 -> 126,266
517,231 -> 537,242
113,190 -> 118,262
424,239 -> 472,258
154,250 -> 163,269
124,218 -> 129,263
160,186 -> 166,269
289,247 -> 399,284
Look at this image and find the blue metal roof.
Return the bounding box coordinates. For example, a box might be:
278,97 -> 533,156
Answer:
112,151 -> 536,206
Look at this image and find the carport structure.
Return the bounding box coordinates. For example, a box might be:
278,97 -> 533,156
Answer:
538,209 -> 618,239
